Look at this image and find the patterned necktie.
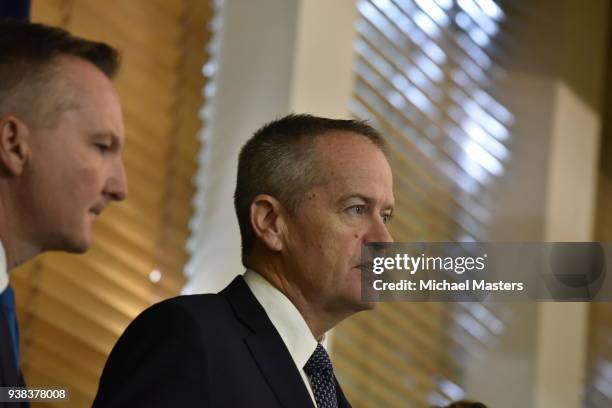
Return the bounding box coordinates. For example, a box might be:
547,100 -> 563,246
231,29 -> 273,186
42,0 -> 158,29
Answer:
0,285 -> 20,369
304,343 -> 338,408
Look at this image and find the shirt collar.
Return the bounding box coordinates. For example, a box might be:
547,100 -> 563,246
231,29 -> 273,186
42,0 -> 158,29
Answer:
243,269 -> 318,372
0,240 -> 8,292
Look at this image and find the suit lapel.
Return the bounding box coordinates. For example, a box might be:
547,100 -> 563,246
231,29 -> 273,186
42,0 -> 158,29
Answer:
222,276 -> 314,408
245,332 -> 314,408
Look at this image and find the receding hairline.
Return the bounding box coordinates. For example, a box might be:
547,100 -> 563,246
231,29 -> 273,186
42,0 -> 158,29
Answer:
53,53 -> 118,102
23,54 -> 116,128
0,21 -> 121,128
312,129 -> 388,153
310,129 -> 389,177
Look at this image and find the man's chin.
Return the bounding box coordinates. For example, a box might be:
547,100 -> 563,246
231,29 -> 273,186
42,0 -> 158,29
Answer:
354,300 -> 377,312
69,244 -> 90,254
363,300 -> 377,310
343,297 -> 376,314
57,234 -> 92,254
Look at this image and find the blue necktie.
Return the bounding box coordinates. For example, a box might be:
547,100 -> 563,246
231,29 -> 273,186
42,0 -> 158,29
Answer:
304,343 -> 338,408
0,285 -> 20,369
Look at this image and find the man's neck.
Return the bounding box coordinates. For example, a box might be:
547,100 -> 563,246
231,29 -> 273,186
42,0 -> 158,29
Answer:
248,257 -> 343,341
0,198 -> 40,271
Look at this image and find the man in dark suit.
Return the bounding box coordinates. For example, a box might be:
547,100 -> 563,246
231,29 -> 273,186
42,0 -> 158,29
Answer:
94,114 -> 395,407
0,20 -> 127,404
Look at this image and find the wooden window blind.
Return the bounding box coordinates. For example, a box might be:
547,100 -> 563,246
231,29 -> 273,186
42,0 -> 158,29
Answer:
10,1 -> 212,406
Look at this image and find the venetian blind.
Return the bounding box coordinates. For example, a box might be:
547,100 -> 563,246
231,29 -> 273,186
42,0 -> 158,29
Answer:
333,0 -> 513,406
10,1 -> 211,406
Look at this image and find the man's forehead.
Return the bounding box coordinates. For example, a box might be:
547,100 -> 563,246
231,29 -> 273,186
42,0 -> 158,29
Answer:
310,132 -> 394,202
54,55 -> 124,136
46,58 -> 102,106
314,130 -> 374,151
54,54 -> 119,101
314,132 -> 388,169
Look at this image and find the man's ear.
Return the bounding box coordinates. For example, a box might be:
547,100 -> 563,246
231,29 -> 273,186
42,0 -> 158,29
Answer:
249,194 -> 288,252
0,116 -> 30,176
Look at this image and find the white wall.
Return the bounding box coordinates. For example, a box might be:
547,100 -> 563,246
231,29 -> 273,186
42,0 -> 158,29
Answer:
184,0 -> 358,294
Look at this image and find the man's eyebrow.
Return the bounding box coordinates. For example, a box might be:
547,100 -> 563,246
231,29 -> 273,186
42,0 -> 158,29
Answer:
338,193 -> 372,203
338,193 -> 394,211
92,131 -> 123,147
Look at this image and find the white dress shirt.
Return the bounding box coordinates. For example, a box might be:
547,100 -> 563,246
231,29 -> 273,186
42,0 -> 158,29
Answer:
0,240 -> 8,293
244,269 -> 319,406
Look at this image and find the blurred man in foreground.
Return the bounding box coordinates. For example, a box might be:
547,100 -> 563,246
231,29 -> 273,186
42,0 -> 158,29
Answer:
95,114 -> 394,407
0,20 -> 127,395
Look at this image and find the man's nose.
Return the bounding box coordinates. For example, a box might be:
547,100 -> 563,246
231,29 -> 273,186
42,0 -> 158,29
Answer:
365,215 -> 394,243
106,160 -> 128,201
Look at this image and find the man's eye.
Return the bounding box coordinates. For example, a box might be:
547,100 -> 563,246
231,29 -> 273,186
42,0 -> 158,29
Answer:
95,143 -> 110,152
346,205 -> 365,216
382,213 -> 393,224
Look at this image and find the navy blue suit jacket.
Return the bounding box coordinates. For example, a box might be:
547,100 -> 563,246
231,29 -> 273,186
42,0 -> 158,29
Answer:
93,276 -> 352,407
0,307 -> 28,408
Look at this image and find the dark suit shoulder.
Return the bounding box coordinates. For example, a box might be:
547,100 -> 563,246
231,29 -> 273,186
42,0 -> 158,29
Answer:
93,293 -> 229,407
159,292 -> 229,317
149,292 -> 243,335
